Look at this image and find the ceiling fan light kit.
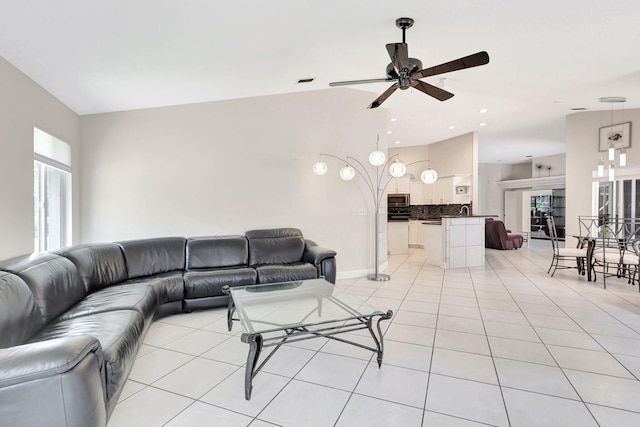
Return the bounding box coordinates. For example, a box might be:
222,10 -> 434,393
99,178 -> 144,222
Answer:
329,17 -> 490,108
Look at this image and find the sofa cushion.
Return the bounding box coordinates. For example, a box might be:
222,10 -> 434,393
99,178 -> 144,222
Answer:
57,284 -> 159,324
28,309 -> 146,405
186,236 -> 248,269
56,244 -> 127,292
117,237 -> 186,279
0,272 -> 44,348
255,263 -> 318,284
125,271 -> 184,303
246,228 -> 305,266
184,268 -> 257,299
0,253 -> 84,324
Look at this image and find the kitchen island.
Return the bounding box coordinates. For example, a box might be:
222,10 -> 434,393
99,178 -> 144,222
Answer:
423,216 -> 490,269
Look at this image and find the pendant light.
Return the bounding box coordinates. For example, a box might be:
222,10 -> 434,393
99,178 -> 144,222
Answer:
598,96 -> 627,177
609,163 -> 615,182
619,148 -> 627,167
597,159 -> 604,177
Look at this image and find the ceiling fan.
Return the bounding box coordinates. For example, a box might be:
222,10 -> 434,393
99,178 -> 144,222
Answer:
329,17 -> 490,109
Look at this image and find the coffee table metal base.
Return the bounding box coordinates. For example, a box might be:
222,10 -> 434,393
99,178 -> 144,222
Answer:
229,300 -> 392,400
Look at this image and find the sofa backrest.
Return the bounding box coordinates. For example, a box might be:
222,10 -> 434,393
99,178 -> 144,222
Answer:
0,253 -> 84,325
117,237 -> 187,279
56,243 -> 127,293
245,228 -> 305,266
186,236 -> 248,270
0,271 -> 45,348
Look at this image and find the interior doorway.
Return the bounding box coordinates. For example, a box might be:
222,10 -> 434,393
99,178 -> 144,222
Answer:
530,188 -> 565,240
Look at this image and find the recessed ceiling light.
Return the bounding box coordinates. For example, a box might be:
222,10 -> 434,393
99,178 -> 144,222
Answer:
395,140 -> 400,144
479,109 -> 487,113
479,123 -> 487,127
390,118 -> 398,122
296,78 -> 315,84
387,130 -> 392,134
449,125 -> 455,130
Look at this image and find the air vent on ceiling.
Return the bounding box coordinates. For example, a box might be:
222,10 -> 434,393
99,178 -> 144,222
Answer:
297,78 -> 315,84
571,107 -> 587,111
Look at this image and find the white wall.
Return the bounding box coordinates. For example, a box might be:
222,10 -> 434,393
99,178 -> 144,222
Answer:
566,109 -> 640,236
427,132 -> 476,177
0,56 -> 80,259
477,163 -> 525,218
388,145 -> 429,180
531,153 -> 566,177
79,88 -> 388,276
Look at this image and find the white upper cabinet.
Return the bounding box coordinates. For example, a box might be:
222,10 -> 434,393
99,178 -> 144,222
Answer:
388,176 -> 410,194
419,174 -> 471,205
410,180 -> 424,205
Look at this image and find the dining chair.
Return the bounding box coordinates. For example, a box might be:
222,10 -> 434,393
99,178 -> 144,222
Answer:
591,219 -> 640,289
546,216 -> 588,277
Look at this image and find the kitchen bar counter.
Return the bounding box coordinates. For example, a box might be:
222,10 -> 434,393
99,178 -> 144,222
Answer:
423,216 -> 486,269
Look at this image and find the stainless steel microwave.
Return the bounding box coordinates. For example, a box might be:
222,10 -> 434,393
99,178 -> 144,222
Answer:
388,194 -> 410,206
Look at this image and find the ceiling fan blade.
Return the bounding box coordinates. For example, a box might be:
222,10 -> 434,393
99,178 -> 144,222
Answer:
386,43 -> 409,73
329,78 -> 393,87
368,83 -> 400,109
413,51 -> 490,79
411,80 -> 454,101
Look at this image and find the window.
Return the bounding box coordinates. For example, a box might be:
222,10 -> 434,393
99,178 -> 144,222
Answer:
34,128 -> 72,252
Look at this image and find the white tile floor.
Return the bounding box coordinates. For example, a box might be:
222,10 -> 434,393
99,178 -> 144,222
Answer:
108,240 -> 640,426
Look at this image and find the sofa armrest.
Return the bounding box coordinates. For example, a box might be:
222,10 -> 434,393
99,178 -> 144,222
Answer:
0,336 -> 107,427
304,240 -> 337,284
303,240 -> 337,265
0,336 -> 103,387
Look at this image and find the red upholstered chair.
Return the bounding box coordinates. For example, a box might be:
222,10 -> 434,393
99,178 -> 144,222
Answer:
485,219 -> 524,250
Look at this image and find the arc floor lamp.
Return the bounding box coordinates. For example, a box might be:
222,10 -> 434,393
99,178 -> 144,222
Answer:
313,139 -> 436,281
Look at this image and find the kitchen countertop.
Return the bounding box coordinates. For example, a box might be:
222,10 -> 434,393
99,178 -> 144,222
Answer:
439,215 -> 498,218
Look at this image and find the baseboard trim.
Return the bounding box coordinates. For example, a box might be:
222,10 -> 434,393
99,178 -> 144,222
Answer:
336,261 -> 390,280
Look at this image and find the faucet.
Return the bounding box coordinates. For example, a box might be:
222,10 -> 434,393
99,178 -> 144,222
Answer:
460,205 -> 470,216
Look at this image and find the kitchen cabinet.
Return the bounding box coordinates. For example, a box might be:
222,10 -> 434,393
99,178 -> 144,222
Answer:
409,220 -> 419,246
409,220 -> 425,248
452,175 -> 472,204
422,175 -> 471,205
423,182 -> 434,204
418,223 -> 425,246
389,176 -> 410,194
388,221 -> 409,255
426,178 -> 452,204
409,180 -> 424,205
441,178 -> 454,204
424,223 -> 443,266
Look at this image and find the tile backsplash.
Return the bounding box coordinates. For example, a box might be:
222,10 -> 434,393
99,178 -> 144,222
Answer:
409,203 -> 472,219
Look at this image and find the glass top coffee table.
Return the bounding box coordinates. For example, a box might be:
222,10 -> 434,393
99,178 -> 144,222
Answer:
223,278 -> 393,400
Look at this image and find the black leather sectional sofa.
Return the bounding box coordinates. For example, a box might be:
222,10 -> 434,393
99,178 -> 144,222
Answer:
0,228 -> 336,427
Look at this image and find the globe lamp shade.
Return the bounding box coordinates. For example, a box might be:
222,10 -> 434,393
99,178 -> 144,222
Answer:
421,169 -> 438,184
389,160 -> 407,178
368,150 -> 386,166
312,161 -> 328,175
340,165 -> 356,181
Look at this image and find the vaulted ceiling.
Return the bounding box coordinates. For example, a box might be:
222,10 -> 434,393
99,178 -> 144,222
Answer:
1,1 -> 639,162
